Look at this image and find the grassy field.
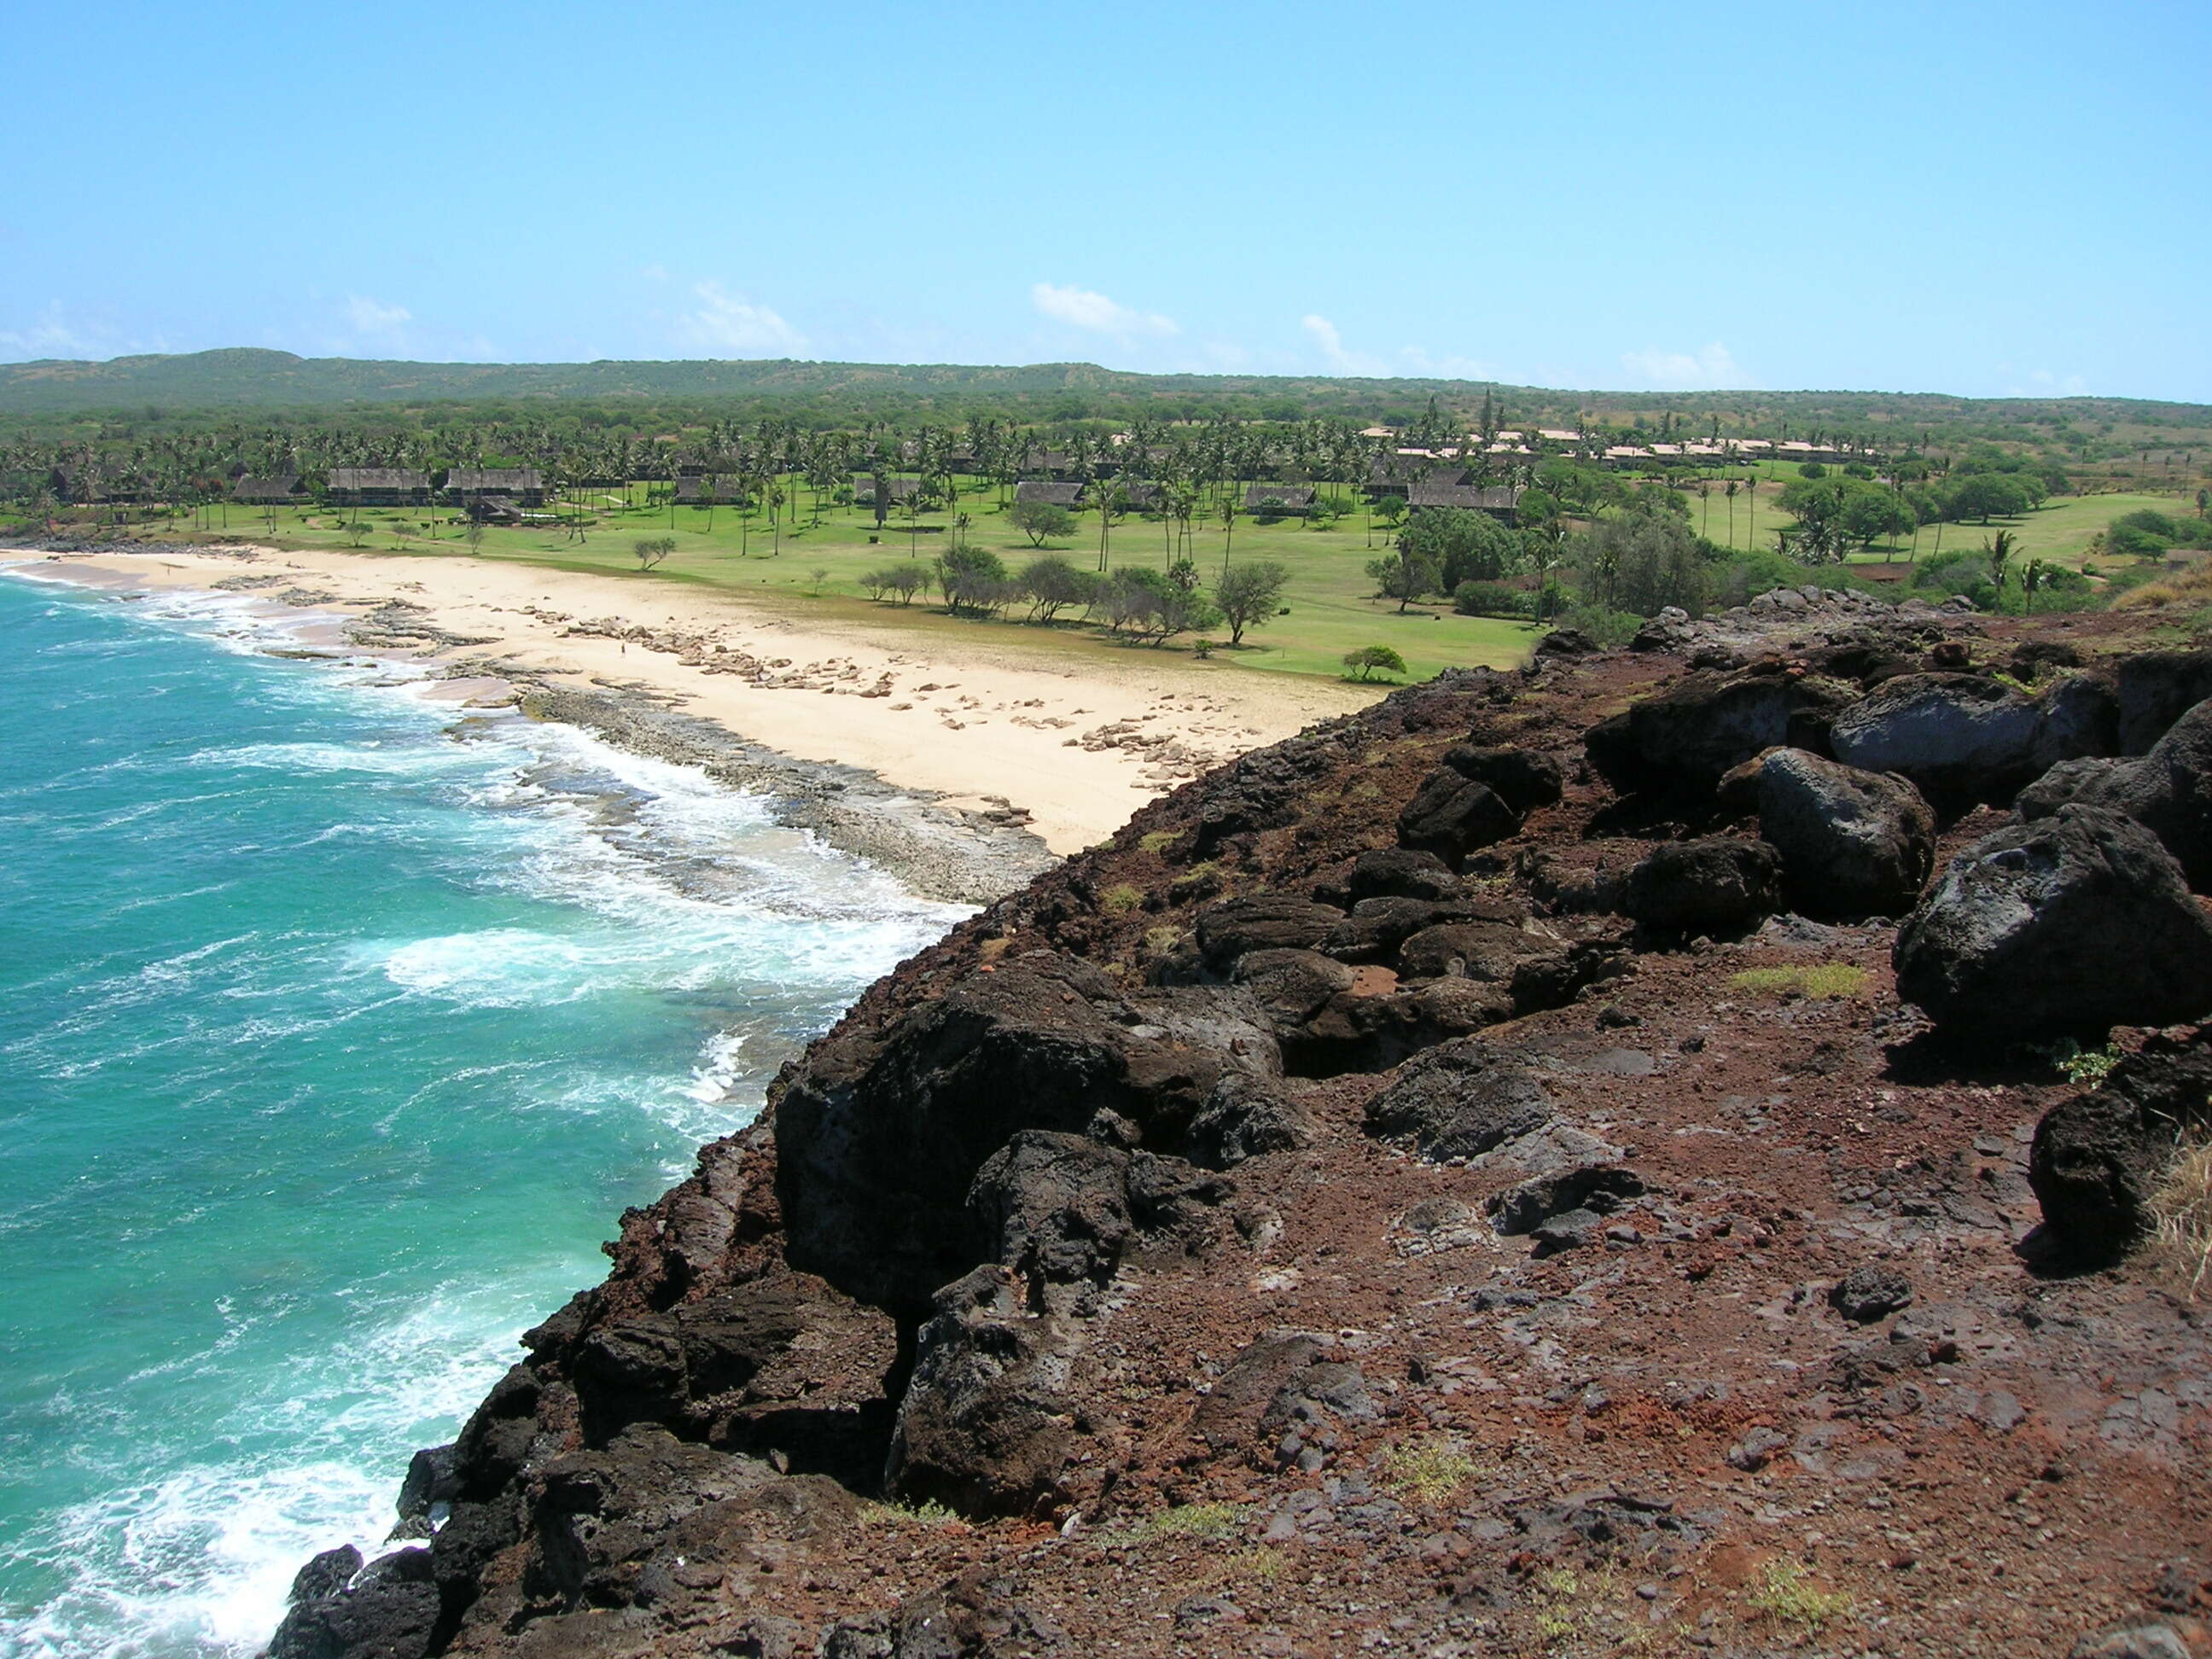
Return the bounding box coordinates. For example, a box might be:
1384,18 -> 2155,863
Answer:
1674,479 -> 2196,570
165,486 -> 1541,684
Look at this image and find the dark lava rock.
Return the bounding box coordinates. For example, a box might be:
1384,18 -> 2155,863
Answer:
2116,649 -> 2212,754
1756,747 -> 1936,917
1894,806 -> 2212,1041
888,1268 -> 1086,1516
968,1131 -> 1132,1284
2029,1027 -> 2212,1263
1395,919 -> 1551,983
1487,1165 -> 1646,1235
1621,837 -> 1783,934
1230,947 -> 1357,1027
1195,894 -> 1347,969
395,1445 -> 458,1528
2019,697 -> 2212,890
1831,672 -> 2112,808
267,1548 -> 437,1659
1829,1265 -> 1915,1323
1362,1037 -> 1557,1161
1584,670 -> 1857,795
1321,847 -> 1461,905
1320,895 -> 1511,963
774,952 -> 1280,1318
1534,626 -> 1598,656
288,1545 -> 364,1606
1396,766 -> 1521,865
1440,743 -> 1564,816
1530,1208 -> 1605,1252
2010,638 -> 2082,680
1187,1071 -> 1317,1167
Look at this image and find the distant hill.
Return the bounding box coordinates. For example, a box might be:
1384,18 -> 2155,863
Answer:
1,348 -> 2208,440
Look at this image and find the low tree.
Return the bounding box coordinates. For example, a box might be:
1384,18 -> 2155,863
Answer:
345,519 -> 372,547
1010,499 -> 1076,547
1366,547 -> 1441,612
937,544 -> 1010,616
1342,644 -> 1409,682
1016,556 -> 1097,623
463,519 -> 486,553
633,535 -> 675,570
1213,559 -> 1290,646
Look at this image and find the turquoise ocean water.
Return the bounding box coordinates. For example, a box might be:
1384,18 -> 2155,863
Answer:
0,569 -> 963,1656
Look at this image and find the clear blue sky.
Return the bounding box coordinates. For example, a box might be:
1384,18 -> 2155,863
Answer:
3,0 -> 2206,399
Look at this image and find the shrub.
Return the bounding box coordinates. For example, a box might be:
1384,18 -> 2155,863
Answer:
1016,555 -> 1096,623
1745,1560 -> 1853,1632
1452,579 -> 1531,619
1382,1441 -> 1480,1506
1097,883 -> 1144,916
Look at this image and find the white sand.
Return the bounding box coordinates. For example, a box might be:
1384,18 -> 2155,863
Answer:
31,546 -> 1377,854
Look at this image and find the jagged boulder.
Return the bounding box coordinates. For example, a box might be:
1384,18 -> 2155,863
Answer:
2116,649 -> 2212,753
1755,747 -> 1936,917
1584,669 -> 1857,795
1362,1037 -> 1557,1161
773,952 -> 1281,1318
1193,894 -> 1345,968
2018,698 -> 2212,890
1831,672 -> 2113,807
968,1132 -> 1132,1284
1319,894 -> 1516,963
886,1267 -> 1086,1515
1439,743 -> 1564,815
1396,766 -> 1520,864
2029,1027 -> 2212,1263
266,1547 -> 438,1659
1317,847 -> 1461,905
1893,806 -> 2212,1041
1620,837 -> 1784,934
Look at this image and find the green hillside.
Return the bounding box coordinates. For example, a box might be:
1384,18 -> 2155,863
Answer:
3,349 -> 2208,448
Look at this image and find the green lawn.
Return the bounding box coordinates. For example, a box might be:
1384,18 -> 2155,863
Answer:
174,486 -> 1541,684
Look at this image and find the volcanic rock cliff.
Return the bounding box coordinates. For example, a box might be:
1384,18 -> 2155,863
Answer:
272,593 -> 2212,1659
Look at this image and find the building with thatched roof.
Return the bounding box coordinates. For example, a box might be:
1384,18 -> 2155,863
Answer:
1406,482 -> 1523,523
230,473 -> 302,504
1243,483 -> 1317,515
446,468 -> 544,506
850,474 -> 921,507
1100,480 -> 1161,513
675,474 -> 749,505
327,469 -> 431,506
1014,480 -> 1084,508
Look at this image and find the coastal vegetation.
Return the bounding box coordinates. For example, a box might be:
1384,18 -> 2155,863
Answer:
6,367 -> 2208,684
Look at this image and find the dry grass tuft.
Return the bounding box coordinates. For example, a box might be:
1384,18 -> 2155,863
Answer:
2141,1138 -> 2212,1300
1730,963 -> 1869,999
2112,561 -> 2212,610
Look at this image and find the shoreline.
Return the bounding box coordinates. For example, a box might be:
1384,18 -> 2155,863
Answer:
6,538 -> 1377,903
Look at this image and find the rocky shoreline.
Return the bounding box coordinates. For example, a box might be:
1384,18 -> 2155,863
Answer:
262,582 -> 2212,1659
5,539 -> 1058,905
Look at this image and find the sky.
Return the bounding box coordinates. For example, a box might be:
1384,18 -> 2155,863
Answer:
3,0 -> 2207,400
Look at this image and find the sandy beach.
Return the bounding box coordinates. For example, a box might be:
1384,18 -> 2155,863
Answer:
15,542 -> 1380,872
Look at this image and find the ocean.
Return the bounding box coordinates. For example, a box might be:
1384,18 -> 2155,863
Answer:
0,569 -> 964,1657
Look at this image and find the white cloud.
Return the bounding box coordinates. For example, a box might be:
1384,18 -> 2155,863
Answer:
0,311 -> 100,359
1032,282 -> 1178,338
1301,313 -> 1388,376
344,294 -> 412,335
1618,342 -> 1749,390
1400,346 -> 1498,381
677,281 -> 806,355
